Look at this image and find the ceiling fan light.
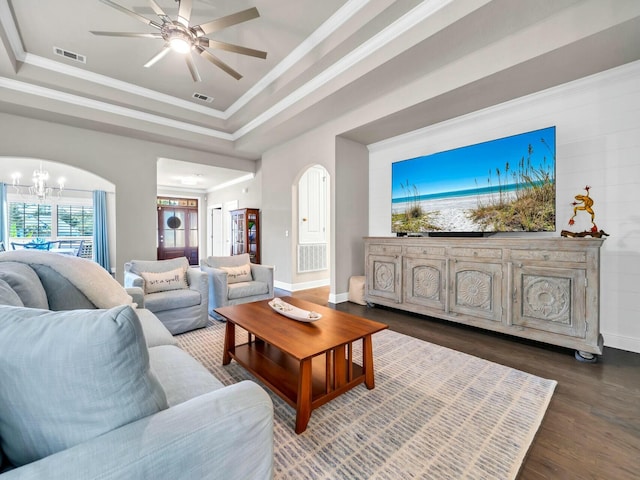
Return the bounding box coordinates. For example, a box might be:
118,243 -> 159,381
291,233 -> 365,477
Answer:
169,37 -> 191,53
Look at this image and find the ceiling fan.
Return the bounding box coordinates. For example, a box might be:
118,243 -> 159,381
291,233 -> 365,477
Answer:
90,0 -> 267,81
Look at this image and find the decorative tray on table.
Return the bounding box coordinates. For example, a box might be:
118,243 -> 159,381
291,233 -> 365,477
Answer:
268,298 -> 322,322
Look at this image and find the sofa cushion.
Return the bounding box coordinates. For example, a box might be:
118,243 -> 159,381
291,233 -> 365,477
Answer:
140,267 -> 188,294
0,262 -> 48,309
31,264 -> 96,310
0,279 -> 23,307
149,345 -> 224,406
219,264 -> 252,284
134,308 -> 179,348
228,281 -> 269,300
0,305 -> 168,467
144,289 -> 201,312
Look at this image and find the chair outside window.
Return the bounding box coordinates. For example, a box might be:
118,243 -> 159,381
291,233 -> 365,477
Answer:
11,241 -> 54,250
52,239 -> 92,257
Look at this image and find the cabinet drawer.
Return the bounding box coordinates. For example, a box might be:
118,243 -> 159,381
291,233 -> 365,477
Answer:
450,247 -> 502,259
405,246 -> 446,256
511,250 -> 586,264
368,244 -> 402,255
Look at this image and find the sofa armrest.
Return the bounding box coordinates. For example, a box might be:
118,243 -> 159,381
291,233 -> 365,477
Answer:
251,264 -> 274,296
200,265 -> 229,312
125,287 -> 145,308
3,381 -> 273,480
124,271 -> 144,289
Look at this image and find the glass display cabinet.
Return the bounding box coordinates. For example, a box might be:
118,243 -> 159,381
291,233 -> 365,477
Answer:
230,208 -> 260,264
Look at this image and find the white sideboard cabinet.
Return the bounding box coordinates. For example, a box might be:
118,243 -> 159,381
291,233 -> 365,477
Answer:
364,236 -> 604,358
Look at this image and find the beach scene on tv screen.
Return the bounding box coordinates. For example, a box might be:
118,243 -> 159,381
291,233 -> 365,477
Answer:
391,126 -> 556,233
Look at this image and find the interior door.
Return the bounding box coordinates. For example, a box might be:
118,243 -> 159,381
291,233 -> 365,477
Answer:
157,205 -> 198,265
298,165 -> 327,244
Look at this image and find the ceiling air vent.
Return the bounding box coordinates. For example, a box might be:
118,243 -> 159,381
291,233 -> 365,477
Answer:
53,47 -> 86,64
192,92 -> 213,103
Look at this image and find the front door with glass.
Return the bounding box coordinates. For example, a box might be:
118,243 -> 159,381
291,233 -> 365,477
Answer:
157,197 -> 198,265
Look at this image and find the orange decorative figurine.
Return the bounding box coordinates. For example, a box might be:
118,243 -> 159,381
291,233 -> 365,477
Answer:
561,186 -> 609,238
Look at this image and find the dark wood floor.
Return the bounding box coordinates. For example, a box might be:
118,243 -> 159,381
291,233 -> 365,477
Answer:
283,287 -> 640,480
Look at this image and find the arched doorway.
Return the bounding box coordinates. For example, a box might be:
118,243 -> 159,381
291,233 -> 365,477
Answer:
294,165 -> 330,287
0,157 -> 115,269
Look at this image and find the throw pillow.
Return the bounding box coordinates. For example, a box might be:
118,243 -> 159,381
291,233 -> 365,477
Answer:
140,267 -> 188,294
0,262 -> 48,309
0,305 -> 168,467
0,279 -> 24,307
220,264 -> 252,284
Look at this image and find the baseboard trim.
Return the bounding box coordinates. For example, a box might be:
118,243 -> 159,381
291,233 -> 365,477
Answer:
602,332 -> 640,354
331,292 -> 349,304
274,278 -> 330,292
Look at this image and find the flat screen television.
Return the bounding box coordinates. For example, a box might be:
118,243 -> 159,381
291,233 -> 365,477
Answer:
391,126 -> 556,236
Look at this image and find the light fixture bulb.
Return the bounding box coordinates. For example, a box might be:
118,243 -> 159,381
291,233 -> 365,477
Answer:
169,37 -> 191,54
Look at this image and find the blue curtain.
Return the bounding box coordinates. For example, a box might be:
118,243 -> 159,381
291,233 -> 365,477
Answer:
0,183 -> 7,248
93,190 -> 111,273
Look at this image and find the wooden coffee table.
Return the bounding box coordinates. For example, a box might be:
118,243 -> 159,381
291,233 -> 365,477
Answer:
216,297 -> 388,434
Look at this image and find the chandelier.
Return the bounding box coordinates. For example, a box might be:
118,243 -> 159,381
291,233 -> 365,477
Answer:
11,163 -> 65,202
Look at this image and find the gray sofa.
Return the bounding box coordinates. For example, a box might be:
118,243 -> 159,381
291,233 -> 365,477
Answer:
0,251 -> 273,479
124,257 -> 209,334
201,254 -> 274,320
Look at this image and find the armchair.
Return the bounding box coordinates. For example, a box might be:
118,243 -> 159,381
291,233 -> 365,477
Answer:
124,257 -> 208,334
200,254 -> 274,320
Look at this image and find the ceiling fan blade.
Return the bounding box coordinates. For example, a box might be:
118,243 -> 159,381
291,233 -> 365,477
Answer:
144,46 -> 171,68
185,54 -> 201,82
198,38 -> 267,59
194,7 -> 259,36
97,0 -> 162,29
90,31 -> 162,39
147,0 -> 171,23
177,0 -> 193,27
196,47 -> 242,80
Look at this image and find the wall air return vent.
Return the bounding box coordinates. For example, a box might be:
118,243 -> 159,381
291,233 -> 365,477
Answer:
192,92 -> 213,103
53,47 -> 86,64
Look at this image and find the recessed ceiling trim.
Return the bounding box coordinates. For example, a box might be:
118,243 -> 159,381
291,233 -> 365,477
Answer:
0,76 -> 234,140
233,0 -> 454,139
225,0 -> 371,117
23,53 -> 226,119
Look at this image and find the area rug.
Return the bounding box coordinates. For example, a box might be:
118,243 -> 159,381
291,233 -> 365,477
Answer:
177,320 -> 557,479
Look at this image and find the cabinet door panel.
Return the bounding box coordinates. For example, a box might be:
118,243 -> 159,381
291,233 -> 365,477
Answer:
450,261 -> 502,322
366,254 -> 401,303
404,257 -> 445,310
513,265 -> 586,337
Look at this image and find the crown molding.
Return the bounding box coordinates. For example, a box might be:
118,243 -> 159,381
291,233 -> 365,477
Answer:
225,0 -> 371,117
233,0 -> 454,139
367,59 -> 640,154
0,76 -> 234,140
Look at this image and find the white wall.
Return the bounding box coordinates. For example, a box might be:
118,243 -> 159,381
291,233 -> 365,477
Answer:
205,163 -> 262,258
0,112 -> 255,282
369,61 -> 640,353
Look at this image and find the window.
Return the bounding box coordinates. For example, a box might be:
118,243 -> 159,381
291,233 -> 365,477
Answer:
8,201 -> 93,240
9,203 -> 52,238
57,205 -> 93,237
